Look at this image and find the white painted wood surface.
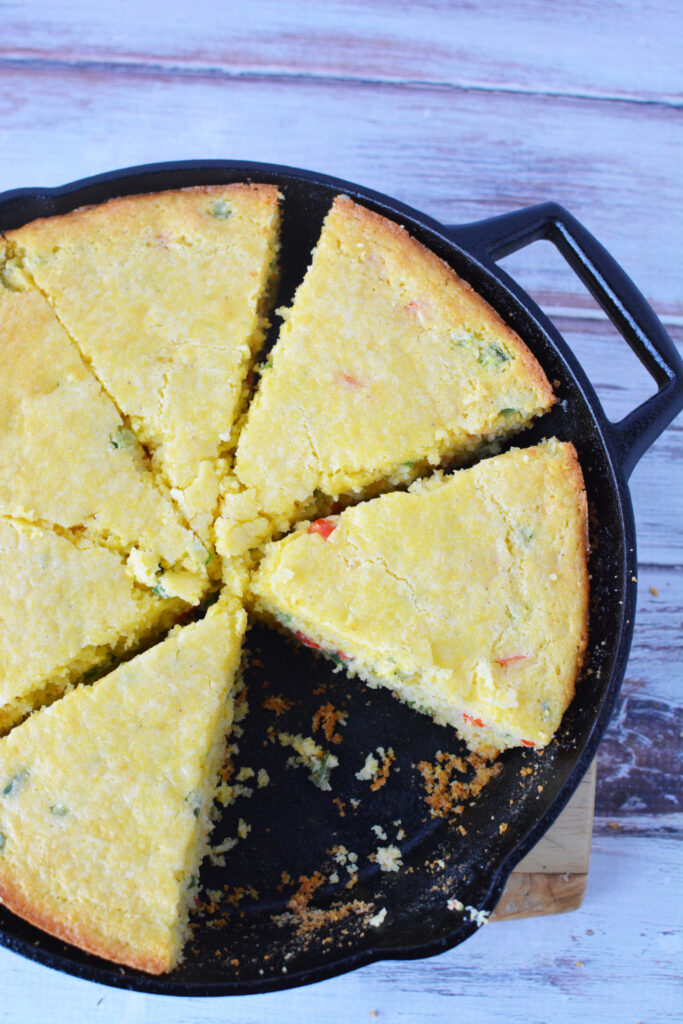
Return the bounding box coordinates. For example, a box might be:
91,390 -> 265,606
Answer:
0,2 -> 680,1021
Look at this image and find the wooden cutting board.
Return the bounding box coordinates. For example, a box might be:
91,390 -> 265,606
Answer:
491,760 -> 596,921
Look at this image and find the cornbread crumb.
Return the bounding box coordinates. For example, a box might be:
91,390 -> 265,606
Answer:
356,752 -> 379,781
375,846 -> 403,873
312,702 -> 347,745
278,733 -> 339,791
355,747 -> 395,790
368,907 -> 387,928
417,750 -> 501,820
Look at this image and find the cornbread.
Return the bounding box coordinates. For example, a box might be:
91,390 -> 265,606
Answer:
0,599 -> 246,974
0,184 -> 591,975
0,276 -> 209,594
6,185 -> 281,541
0,517 -> 188,735
220,195 -> 554,556
249,440 -> 589,754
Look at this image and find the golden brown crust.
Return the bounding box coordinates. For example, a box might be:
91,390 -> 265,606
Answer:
6,183 -> 280,249
0,873 -> 170,974
330,195 -> 555,408
557,440 -> 591,681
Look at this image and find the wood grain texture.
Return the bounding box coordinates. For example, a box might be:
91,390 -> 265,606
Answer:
515,765 -> 595,875
491,872 -> 588,920
0,67 -> 681,315
1,0 -> 681,103
492,765 -> 596,921
0,1 -> 681,1018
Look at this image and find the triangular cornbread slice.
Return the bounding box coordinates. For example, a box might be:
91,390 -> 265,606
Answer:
6,185 -> 281,541
0,517 -> 189,734
0,599 -> 246,974
0,277 -> 209,595
219,195 -> 554,557
249,440 -> 589,754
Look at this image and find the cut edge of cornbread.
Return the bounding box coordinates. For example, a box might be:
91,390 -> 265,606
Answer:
0,606 -> 183,738
0,260 -> 215,591
0,597 -> 246,973
4,185 -> 283,550
248,440 -> 589,756
0,518 -> 194,736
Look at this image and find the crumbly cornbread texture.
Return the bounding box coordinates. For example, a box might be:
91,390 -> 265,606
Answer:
7,185 -> 281,541
0,600 -> 246,974
221,195 -> 554,554
249,440 -> 589,754
0,517 -> 187,735
0,279 -> 209,594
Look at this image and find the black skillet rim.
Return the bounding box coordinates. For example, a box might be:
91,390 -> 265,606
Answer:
0,159 -> 661,995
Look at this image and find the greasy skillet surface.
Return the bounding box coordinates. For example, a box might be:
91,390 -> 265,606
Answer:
0,162 -> 639,994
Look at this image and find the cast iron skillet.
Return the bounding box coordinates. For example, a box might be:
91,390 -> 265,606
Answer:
0,161 -> 681,995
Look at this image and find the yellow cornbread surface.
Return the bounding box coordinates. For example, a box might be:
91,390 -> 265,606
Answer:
249,440 -> 589,754
0,280 -> 209,595
224,194 -> 554,551
7,185 -> 281,541
0,600 -> 246,974
0,518 -> 187,735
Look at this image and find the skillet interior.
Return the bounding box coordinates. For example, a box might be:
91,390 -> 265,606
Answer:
0,162 -> 636,994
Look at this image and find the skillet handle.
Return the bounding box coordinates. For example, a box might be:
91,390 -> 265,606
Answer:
448,202 -> 683,479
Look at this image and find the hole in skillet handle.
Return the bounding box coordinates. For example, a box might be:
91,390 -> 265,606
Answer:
446,202 -> 683,480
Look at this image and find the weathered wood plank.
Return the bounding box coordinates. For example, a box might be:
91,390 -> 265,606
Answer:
0,69 -> 681,315
513,764 -> 596,875
597,693 -> 682,817
1,0 -> 681,103
624,566 -> 683,702
491,872 -> 588,920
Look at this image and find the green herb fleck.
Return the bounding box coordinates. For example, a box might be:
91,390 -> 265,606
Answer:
185,790 -> 202,819
152,578 -> 169,599
204,550 -> 214,566
109,426 -> 137,450
309,751 -> 337,791
402,460 -> 415,469
407,699 -> 432,716
82,653 -> 117,683
519,525 -> 535,547
0,833 -> 5,853
3,769 -> 29,797
477,343 -> 510,368
499,407 -> 518,417
187,874 -> 197,889
50,804 -> 69,817
208,199 -> 232,220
